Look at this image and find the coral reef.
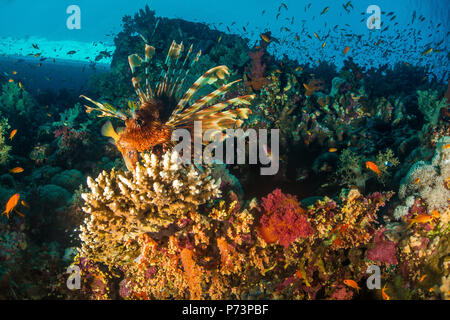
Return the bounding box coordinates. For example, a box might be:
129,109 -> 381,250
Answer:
75,159 -> 394,300
0,4 -> 448,302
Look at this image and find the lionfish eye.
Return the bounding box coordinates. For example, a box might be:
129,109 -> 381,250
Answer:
136,117 -> 145,126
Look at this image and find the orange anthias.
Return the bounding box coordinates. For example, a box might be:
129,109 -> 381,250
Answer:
365,161 -> 380,177
3,193 -> 20,218
407,214 -> 435,228
381,284 -> 390,300
343,279 -> 360,292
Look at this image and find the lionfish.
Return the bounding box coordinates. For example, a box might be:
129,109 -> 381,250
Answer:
81,40 -> 254,170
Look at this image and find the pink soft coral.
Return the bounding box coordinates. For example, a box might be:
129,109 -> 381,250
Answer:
366,229 -> 398,265
259,189 -> 313,247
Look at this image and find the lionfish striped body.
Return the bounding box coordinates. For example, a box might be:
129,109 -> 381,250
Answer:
81,40 -> 254,170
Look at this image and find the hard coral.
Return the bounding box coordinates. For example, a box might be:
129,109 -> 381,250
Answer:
79,149 -> 221,266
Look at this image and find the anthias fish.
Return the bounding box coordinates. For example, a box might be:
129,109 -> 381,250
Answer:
365,161 -> 380,177
343,279 -> 360,292
82,40 -> 254,170
3,193 -> 20,219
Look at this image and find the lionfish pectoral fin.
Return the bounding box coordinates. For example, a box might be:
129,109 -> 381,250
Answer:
101,121 -> 120,143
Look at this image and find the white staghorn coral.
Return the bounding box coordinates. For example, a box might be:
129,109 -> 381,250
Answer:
79,150 -> 221,265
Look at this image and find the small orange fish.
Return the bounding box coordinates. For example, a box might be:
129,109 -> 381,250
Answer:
414,178 -> 420,184
343,279 -> 360,292
313,32 -> 320,40
322,41 -> 326,48
295,66 -> 303,72
47,113 -> 52,117
443,144 -> 450,149
8,79 -> 14,83
303,83 -> 312,96
260,34 -> 270,43
381,284 -> 390,300
21,200 -> 30,208
419,274 -> 427,282
12,71 -> 17,75
365,161 -> 380,177
343,46 -> 351,55
407,214 -> 434,228
329,148 -> 338,152
9,129 -> 17,140
9,167 -> 24,174
2,193 -> 20,218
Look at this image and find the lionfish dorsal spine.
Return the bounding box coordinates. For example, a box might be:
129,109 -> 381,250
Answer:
170,65 -> 230,119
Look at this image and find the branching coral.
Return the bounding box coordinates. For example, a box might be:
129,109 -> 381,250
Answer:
336,148 -> 399,190
79,150 -> 221,266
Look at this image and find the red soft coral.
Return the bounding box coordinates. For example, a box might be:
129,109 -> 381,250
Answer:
366,229 -> 398,265
259,189 -> 313,247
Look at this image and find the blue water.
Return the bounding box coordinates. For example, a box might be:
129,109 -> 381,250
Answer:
0,0 -> 448,79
